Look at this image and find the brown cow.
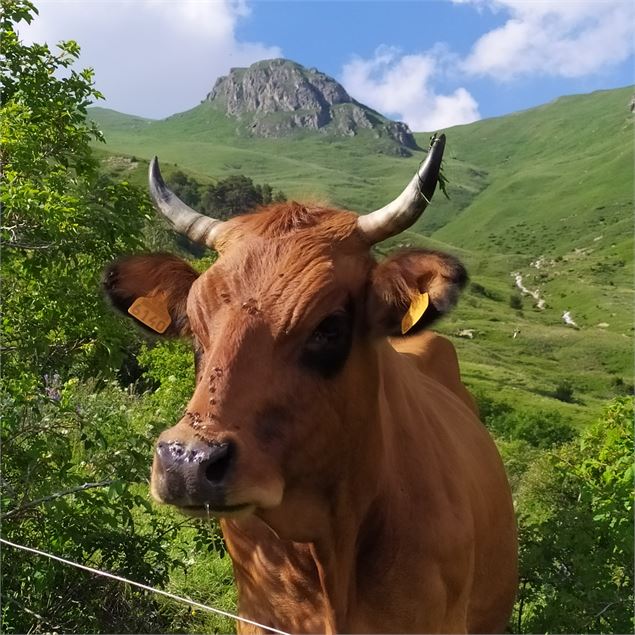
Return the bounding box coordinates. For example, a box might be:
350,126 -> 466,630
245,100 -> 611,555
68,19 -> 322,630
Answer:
103,135 -> 517,634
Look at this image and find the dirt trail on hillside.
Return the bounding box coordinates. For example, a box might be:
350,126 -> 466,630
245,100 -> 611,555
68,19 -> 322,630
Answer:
512,272 -> 546,310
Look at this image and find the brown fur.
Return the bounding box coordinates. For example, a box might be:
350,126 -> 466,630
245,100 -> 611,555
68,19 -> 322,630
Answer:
104,202 -> 518,633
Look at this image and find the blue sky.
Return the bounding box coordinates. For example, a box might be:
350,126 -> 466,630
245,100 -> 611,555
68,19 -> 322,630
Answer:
24,0 -> 635,130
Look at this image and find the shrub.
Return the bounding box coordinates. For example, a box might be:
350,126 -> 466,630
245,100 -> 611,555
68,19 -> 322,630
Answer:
489,408 -> 576,449
1,379 -> 181,633
137,340 -> 195,423
553,379 -> 575,403
474,392 -> 575,449
611,376 -> 634,396
470,281 -> 502,302
513,398 -> 634,633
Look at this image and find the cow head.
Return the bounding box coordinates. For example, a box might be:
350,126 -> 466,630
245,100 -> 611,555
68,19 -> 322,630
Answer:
103,135 -> 467,537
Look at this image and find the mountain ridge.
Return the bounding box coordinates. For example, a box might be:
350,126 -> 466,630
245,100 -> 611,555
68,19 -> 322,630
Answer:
201,58 -> 417,153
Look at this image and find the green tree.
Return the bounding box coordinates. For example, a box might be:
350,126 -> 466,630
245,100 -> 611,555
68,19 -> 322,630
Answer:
553,379 -> 575,403
514,397 -> 634,633
1,0 -> 150,391
200,174 -> 284,219
165,170 -> 285,257
168,169 -> 201,207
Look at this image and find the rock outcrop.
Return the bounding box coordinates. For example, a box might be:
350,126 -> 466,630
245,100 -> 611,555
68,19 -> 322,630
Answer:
205,59 -> 418,154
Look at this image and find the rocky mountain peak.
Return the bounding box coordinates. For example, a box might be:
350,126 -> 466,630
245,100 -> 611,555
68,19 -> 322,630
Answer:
207,59 -> 351,115
205,59 -> 418,154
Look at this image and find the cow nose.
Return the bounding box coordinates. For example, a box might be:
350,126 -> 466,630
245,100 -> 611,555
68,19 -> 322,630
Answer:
156,440 -> 234,483
154,440 -> 235,504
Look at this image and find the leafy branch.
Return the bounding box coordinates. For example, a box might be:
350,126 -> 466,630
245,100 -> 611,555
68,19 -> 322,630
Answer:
1,479 -> 117,519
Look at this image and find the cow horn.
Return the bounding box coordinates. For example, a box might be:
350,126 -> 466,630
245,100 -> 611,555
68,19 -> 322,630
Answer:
148,157 -> 225,248
357,133 -> 446,244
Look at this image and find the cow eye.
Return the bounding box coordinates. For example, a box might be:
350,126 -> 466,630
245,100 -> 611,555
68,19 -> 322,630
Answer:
301,311 -> 353,377
306,314 -> 345,349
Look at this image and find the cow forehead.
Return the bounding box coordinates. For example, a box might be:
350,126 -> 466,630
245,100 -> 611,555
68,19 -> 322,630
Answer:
187,232 -> 371,339
216,201 -> 361,246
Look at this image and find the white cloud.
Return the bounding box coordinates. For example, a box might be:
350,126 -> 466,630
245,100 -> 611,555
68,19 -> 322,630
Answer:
341,46 -> 480,132
458,0 -> 635,79
339,2 -> 633,130
21,0 -> 282,118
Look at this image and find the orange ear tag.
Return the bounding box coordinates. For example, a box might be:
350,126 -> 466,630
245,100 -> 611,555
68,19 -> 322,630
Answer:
128,293 -> 171,334
401,291 -> 429,335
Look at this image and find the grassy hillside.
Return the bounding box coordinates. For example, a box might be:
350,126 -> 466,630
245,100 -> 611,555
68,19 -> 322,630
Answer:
415,87 -> 633,421
89,85 -> 634,424
424,87 -> 633,262
89,102 -> 485,219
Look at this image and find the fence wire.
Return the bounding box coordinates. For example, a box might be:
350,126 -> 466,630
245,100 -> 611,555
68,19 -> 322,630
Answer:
0,537 -> 290,635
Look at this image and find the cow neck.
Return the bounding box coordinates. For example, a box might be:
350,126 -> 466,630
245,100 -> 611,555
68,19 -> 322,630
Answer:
307,442 -> 387,629
222,475 -> 387,632
296,338 -> 424,629
306,340 -> 391,628
222,344 -> 390,632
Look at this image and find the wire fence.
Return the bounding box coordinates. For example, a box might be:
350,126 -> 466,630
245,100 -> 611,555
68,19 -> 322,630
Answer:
0,537 -> 290,635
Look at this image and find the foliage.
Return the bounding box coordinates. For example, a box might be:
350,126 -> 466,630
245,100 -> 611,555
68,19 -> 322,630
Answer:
1,379 -> 179,633
495,439 -> 542,494
469,281 -> 501,302
611,375 -> 634,396
0,5 -> 231,633
513,397 -> 634,633
0,0 -> 151,389
168,169 -> 286,220
168,170 -> 202,207
1,375 -> 234,633
137,340 -> 196,423
164,170 -> 285,256
475,392 -> 576,449
553,379 -> 575,403
153,524 -> 237,634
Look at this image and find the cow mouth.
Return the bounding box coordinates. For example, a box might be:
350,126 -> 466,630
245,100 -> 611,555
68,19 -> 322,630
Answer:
178,502 -> 254,518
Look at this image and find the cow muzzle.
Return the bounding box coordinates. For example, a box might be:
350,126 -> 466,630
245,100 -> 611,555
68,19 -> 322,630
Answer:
150,438 -> 252,517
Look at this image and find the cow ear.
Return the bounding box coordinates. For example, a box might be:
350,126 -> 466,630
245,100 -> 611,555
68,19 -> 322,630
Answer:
367,249 -> 467,337
102,254 -> 199,337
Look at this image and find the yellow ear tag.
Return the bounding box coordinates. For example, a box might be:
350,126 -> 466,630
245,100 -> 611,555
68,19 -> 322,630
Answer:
401,291 -> 429,335
128,293 -> 171,334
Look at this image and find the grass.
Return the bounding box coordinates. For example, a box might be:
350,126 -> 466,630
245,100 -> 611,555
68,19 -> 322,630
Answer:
89,84 -> 634,428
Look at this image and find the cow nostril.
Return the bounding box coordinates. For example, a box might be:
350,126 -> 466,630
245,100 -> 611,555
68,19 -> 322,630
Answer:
204,442 -> 234,484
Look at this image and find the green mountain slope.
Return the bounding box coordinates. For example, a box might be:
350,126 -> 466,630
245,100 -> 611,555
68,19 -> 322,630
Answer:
89,101 -> 484,220
89,85 -> 634,424
425,86 -> 633,259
